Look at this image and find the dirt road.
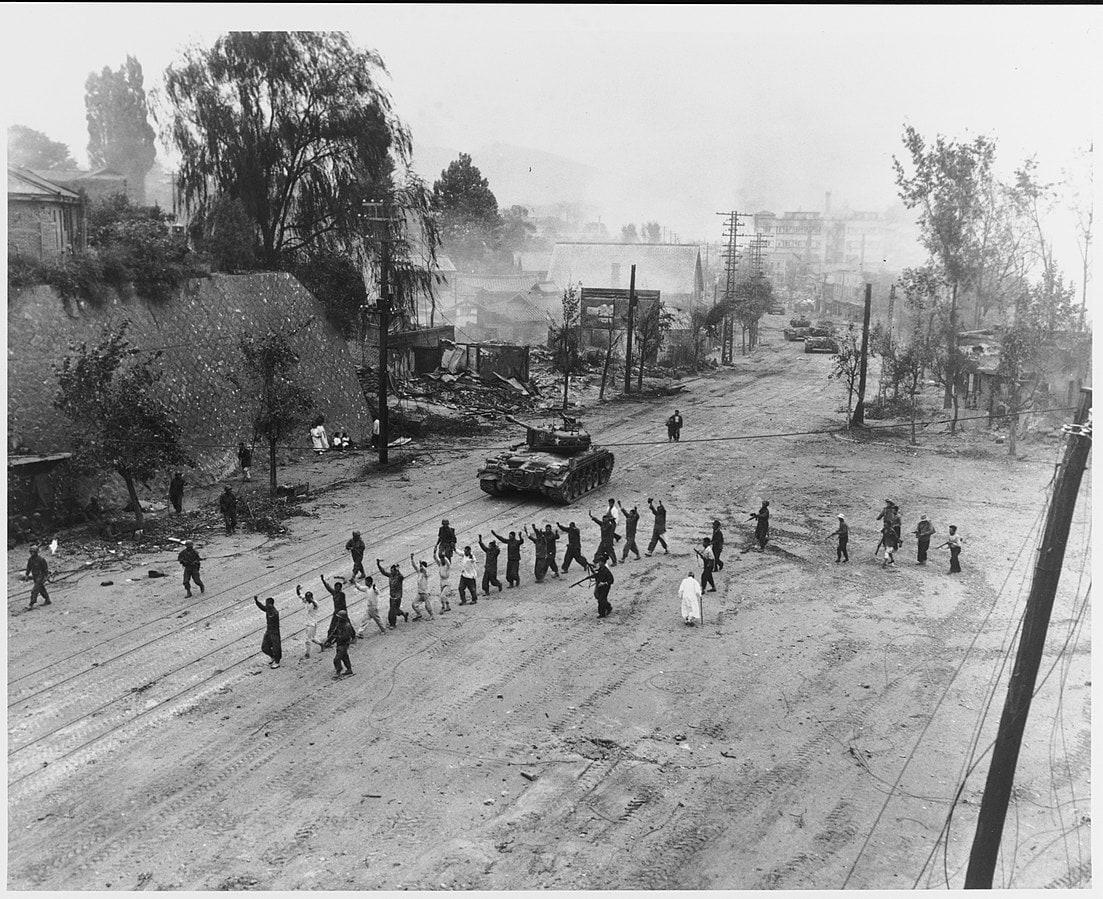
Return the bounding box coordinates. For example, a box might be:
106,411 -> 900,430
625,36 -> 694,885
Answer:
7,320 -> 1091,890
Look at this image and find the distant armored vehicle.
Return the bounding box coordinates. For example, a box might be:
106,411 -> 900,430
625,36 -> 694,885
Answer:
477,415 -> 614,504
805,335 -> 839,353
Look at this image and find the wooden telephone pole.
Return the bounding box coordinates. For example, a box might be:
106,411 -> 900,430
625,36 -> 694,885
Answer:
362,200 -> 399,465
624,264 -> 637,394
851,283 -> 872,427
964,388 -> 1092,888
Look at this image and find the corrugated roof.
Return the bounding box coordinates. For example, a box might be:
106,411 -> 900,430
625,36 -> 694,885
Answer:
7,166 -> 82,201
547,242 -> 702,297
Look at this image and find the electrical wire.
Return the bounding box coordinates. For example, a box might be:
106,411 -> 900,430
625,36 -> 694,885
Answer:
842,491 -> 1050,891
28,405 -> 1081,454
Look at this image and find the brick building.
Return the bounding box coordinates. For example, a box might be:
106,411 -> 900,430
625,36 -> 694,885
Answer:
7,166 -> 87,259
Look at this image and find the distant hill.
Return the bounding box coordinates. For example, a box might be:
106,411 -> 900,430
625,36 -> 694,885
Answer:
411,141 -> 599,210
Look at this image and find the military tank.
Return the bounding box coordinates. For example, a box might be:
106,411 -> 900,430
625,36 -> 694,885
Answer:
477,415 -> 614,504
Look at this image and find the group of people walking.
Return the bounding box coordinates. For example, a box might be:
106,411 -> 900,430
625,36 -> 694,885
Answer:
825,500 -> 965,573
244,497 -> 676,674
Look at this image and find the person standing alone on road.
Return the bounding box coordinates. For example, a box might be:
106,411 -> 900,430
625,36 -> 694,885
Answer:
169,472 -> 185,514
24,545 -> 51,609
457,546 -> 479,605
219,486 -> 238,535
646,498 -> 669,555
177,541 -> 204,597
937,526 -> 964,574
254,595 -> 282,669
492,529 -> 524,587
827,515 -> 849,562
667,409 -> 683,442
237,441 -> 253,482
913,515 -> 935,564
345,531 -> 367,582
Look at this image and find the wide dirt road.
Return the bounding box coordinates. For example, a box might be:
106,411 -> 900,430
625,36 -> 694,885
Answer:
7,321 -> 1091,890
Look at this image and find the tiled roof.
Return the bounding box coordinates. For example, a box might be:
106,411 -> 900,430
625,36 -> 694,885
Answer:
7,165 -> 82,201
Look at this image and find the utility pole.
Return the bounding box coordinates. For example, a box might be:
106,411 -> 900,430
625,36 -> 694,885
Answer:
964,389 -> 1092,889
851,283 -> 872,427
362,199 -> 399,465
716,211 -> 747,364
624,264 -> 637,394
748,234 -> 767,350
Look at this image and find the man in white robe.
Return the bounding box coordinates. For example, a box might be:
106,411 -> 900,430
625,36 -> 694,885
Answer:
679,572 -> 702,626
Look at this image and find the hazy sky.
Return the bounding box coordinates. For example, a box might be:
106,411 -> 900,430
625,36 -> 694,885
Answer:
3,5 -> 1099,277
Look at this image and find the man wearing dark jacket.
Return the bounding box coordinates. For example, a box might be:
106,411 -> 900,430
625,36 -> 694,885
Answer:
25,546 -> 51,608
913,515 -> 936,564
177,541 -> 205,598
620,503 -> 642,562
542,524 -> 561,577
345,531 -> 367,582
437,520 -> 457,561
377,559 -> 409,628
711,520 -> 725,571
320,574 -> 348,646
492,529 -> 523,587
478,535 -> 503,594
589,511 -> 618,566
558,521 -> 590,574
332,610 -> 355,678
646,498 -> 669,555
593,560 -> 615,618
219,486 -> 238,535
168,472 -> 185,514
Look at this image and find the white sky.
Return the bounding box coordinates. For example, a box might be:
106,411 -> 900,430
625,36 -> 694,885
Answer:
2,4 -> 1099,288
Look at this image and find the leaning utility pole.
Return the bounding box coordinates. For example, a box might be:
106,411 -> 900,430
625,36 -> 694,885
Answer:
964,388 -> 1092,888
624,264 -> 637,394
850,283 -> 872,427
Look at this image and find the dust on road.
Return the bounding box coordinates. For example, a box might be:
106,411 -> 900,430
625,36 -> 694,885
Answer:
7,322 -> 1091,890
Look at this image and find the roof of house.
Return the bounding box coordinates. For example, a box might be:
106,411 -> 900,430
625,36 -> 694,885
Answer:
474,289 -> 547,321
7,166 -> 82,202
547,242 -> 702,298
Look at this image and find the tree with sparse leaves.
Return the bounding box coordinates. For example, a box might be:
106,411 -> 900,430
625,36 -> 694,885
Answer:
85,56 -> 157,203
633,298 -> 674,391
54,322 -> 192,527
620,223 -> 639,243
894,126 -> 996,430
238,330 -> 315,495
829,325 -> 870,428
7,124 -> 78,170
548,283 -> 583,410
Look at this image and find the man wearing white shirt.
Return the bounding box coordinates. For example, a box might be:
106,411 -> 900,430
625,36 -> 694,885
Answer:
458,546 -> 479,605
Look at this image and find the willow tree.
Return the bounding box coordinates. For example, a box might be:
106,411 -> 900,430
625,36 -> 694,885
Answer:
163,31 -> 427,270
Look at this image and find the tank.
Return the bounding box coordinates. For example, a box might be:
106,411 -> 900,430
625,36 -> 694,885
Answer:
477,415 -> 615,504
